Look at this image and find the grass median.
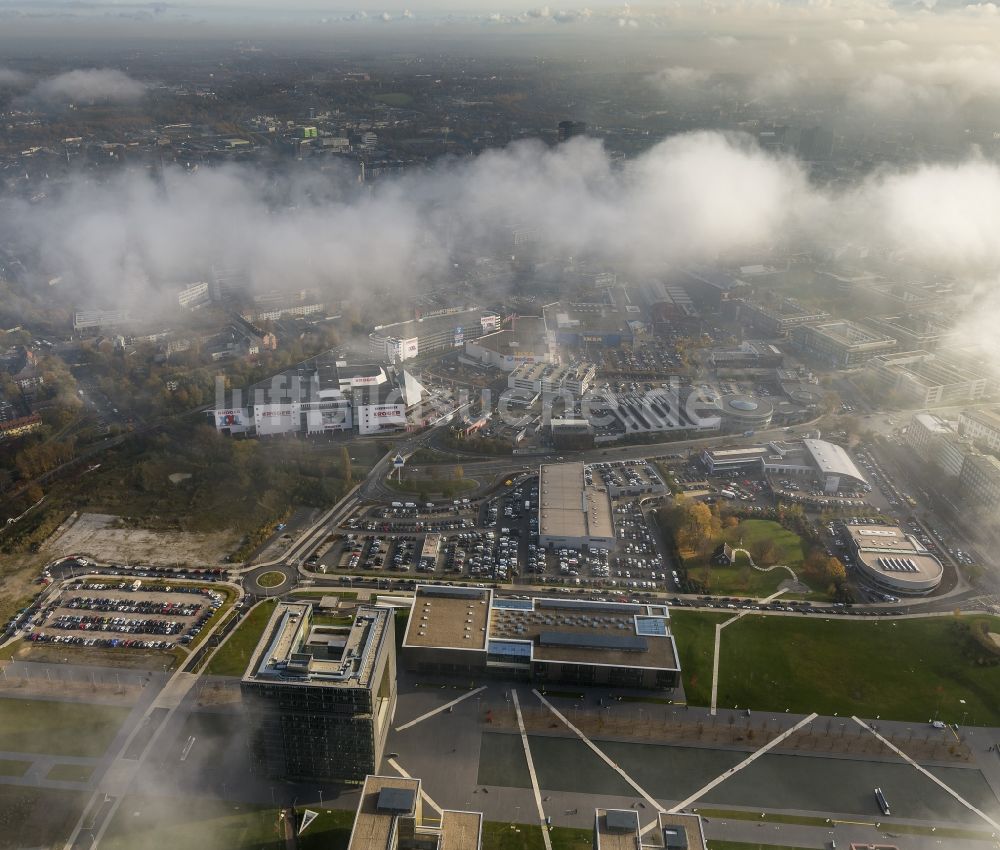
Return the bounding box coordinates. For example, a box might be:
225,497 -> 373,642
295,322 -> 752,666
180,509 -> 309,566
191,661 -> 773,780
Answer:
204,599 -> 279,676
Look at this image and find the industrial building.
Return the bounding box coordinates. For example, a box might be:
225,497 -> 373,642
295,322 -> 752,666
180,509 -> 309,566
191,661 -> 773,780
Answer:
792,321 -> 897,367
402,585 -> 681,689
701,438 -> 867,493
740,298 -> 829,336
346,775 -> 482,850
868,351 -> 990,406
538,461 -> 615,549
675,267 -> 748,310
241,602 -> 396,783
844,523 -> 943,595
595,809 -> 707,850
211,353 -> 423,438
542,299 -> 636,349
868,314 -> 955,351
370,307 -> 501,362
462,317 -> 550,371
709,341 -> 784,370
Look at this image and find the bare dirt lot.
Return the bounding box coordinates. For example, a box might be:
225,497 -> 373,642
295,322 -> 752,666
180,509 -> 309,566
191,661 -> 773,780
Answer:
43,512 -> 238,565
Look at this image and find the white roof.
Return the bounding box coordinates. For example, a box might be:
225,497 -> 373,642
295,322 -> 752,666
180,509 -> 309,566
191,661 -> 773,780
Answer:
802,439 -> 867,484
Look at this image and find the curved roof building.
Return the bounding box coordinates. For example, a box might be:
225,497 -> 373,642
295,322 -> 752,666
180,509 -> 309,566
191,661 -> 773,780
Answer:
844,524 -> 943,595
802,438 -> 867,492
718,394 -> 774,429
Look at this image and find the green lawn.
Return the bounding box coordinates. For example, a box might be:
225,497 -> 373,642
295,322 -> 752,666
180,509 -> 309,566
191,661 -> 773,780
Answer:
204,599 -> 279,676
101,796 -> 283,850
0,761 -> 30,778
372,92 -> 414,107
255,571 -> 286,588
45,763 -> 94,783
550,826 -> 592,850
681,520 -> 813,597
710,614 -> 1000,723
298,808 -> 355,850
0,698 -> 130,757
384,476 -> 477,496
670,610 -> 730,706
482,822 -> 546,850
0,784 -> 89,849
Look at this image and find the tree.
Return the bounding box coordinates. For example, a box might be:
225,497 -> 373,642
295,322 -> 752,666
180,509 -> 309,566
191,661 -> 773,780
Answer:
453,465 -> 464,481
750,538 -> 777,566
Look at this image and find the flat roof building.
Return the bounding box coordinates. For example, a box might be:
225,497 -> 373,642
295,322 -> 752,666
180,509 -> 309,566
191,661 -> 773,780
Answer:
241,602 -> 396,782
740,298 -> 829,336
348,775 -> 482,850
869,351 -> 990,407
844,524 -> 943,595
958,408 -> 1000,454
593,809 -> 706,850
702,439 -> 866,494
538,462 -> 615,549
370,307 -> 501,363
792,321 -> 897,367
403,586 -> 681,690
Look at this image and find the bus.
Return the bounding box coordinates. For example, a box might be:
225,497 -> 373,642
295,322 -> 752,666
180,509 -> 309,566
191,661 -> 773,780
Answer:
874,787 -> 890,816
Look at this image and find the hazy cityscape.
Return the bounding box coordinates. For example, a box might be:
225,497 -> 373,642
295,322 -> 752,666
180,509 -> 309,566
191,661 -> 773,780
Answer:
2,2 -> 1000,850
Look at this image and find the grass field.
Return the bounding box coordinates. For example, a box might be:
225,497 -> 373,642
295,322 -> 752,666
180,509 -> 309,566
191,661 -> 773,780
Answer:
384,476 -> 478,496
0,698 -> 130,757
682,520 -> 810,596
101,796 -> 284,850
549,826 -> 592,850
372,92 -> 414,106
696,613 -> 1000,723
45,762 -> 94,783
670,610 -> 730,706
205,599 -> 278,676
298,809 -> 355,850
482,822 -> 546,850
0,784 -> 89,849
0,761 -> 29,778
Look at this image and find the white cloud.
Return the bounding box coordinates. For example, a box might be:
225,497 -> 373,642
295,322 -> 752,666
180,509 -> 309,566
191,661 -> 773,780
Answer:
31,68 -> 146,103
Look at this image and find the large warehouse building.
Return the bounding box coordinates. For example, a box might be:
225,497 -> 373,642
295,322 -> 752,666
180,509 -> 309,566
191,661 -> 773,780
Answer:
538,461 -> 615,549
369,307 -> 501,362
844,523 -> 943,595
402,585 -> 681,689
241,602 -> 397,782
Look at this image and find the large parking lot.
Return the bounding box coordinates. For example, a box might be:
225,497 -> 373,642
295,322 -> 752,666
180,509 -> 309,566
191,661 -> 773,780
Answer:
20,583 -> 224,650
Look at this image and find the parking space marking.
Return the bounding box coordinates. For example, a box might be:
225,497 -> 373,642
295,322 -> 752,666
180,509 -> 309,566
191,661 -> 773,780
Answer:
668,712 -> 818,813
512,690 -> 553,850
387,757 -> 444,816
533,689 -> 665,814
394,686 -> 488,732
851,716 -> 1000,831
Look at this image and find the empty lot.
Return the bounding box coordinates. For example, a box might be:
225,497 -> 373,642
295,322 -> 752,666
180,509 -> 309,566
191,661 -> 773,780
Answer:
44,512 -> 238,565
